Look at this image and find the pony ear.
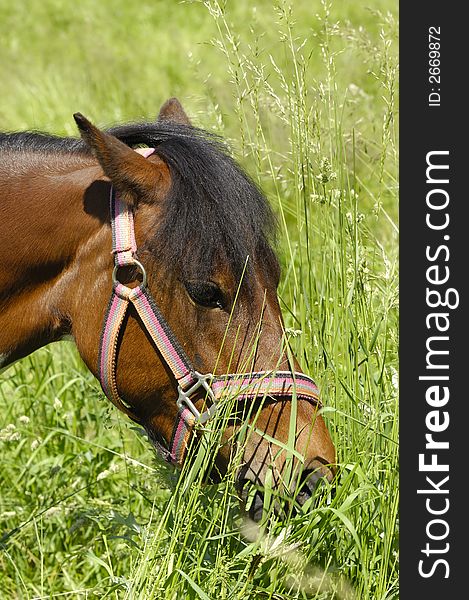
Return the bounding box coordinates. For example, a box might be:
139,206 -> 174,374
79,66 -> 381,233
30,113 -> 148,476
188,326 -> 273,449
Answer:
157,97 -> 192,126
73,112 -> 167,207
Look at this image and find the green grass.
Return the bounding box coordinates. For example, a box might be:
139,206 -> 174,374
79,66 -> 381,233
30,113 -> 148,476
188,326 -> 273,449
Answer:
0,1 -> 398,598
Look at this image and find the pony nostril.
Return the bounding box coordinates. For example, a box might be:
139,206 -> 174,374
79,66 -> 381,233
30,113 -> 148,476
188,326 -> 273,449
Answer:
237,478 -> 265,522
237,462 -> 335,521
296,465 -> 334,507
248,490 -> 264,522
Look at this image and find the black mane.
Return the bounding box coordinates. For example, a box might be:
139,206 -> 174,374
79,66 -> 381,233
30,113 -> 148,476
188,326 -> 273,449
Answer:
0,131 -> 85,154
0,122 -> 278,283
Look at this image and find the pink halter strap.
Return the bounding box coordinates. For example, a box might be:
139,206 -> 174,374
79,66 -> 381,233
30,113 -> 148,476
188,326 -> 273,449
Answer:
98,149 -> 321,467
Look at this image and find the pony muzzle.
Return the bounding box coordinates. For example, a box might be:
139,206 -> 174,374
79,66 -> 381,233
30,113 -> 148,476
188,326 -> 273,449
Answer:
236,460 -> 335,522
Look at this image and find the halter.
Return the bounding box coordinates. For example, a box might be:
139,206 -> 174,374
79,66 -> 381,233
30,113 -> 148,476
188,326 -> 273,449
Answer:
98,148 -> 321,467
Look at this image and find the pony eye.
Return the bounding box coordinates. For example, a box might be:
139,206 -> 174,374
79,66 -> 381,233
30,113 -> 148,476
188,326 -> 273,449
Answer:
184,281 -> 226,310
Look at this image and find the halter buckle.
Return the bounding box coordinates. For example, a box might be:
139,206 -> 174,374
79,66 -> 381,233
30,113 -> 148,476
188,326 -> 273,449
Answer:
177,371 -> 216,424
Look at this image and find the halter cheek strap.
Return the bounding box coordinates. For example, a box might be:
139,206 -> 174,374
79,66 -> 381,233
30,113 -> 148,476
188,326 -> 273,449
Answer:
98,148 -> 321,467
98,178 -> 198,465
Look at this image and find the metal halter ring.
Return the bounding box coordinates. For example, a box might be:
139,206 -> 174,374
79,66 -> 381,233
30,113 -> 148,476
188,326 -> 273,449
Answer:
112,259 -> 147,289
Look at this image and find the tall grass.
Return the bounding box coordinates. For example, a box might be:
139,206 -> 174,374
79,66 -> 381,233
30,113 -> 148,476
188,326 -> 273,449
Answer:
0,1 -> 398,598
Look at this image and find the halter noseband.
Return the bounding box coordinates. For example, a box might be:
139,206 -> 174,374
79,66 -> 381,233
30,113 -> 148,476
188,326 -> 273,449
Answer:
98,148 -> 321,467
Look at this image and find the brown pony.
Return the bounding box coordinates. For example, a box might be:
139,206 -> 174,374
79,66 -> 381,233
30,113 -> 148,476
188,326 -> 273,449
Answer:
0,98 -> 335,520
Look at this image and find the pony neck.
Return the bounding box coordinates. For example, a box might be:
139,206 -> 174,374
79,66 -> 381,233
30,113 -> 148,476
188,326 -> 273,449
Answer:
0,154 -> 111,371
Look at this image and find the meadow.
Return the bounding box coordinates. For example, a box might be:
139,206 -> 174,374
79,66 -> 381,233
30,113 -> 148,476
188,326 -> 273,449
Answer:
0,1 -> 398,598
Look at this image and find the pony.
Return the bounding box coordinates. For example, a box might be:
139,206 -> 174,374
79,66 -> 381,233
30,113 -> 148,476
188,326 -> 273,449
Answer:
0,98 -> 335,520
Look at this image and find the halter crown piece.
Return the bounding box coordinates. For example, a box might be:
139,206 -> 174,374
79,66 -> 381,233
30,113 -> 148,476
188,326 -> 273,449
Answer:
98,148 -> 321,467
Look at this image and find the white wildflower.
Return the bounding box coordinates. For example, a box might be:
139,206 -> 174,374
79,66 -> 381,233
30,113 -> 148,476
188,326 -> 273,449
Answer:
19,415 -> 30,425
285,328 -> 303,338
1,511 -> 16,519
44,506 -> 61,517
97,462 -> 119,481
53,397 -> 62,410
316,157 -> 337,184
30,438 -> 42,451
0,424 -> 21,442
